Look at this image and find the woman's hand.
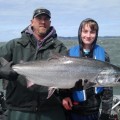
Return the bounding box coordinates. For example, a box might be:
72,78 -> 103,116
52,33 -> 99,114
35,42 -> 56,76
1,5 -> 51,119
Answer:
62,97 -> 73,110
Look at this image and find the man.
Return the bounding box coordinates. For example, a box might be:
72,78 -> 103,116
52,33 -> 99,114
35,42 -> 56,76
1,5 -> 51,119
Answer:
0,7 -> 67,120
61,18 -> 113,120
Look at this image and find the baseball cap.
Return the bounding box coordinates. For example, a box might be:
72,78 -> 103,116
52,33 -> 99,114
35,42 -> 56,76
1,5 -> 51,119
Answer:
33,7 -> 51,18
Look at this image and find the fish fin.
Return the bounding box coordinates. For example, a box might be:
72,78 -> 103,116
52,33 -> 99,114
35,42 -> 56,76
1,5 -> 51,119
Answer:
47,87 -> 56,99
27,80 -> 35,88
0,57 -> 8,66
48,51 -> 63,61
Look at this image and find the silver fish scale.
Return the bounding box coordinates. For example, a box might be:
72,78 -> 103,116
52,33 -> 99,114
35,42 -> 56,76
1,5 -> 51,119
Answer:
12,56 -> 120,89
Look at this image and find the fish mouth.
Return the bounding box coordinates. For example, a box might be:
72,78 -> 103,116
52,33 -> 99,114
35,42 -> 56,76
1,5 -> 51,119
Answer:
117,77 -> 120,82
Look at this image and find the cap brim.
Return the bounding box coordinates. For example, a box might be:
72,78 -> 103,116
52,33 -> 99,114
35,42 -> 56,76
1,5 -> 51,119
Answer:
34,13 -> 51,18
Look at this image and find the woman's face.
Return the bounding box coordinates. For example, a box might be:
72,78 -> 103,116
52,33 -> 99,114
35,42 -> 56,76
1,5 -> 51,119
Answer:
81,24 -> 96,48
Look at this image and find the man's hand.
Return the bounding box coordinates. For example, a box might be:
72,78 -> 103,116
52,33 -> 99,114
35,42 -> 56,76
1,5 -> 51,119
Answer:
62,97 -> 73,110
0,61 -> 18,80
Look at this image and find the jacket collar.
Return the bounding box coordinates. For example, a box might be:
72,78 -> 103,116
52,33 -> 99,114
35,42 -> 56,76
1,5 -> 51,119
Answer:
17,26 -> 57,47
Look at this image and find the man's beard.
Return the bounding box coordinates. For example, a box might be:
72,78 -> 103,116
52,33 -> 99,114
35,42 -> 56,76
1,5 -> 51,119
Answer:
38,27 -> 48,36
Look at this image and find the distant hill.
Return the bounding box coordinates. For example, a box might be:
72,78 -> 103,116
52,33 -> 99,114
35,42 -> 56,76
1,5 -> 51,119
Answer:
0,37 -> 120,66
58,36 -> 77,40
0,36 -> 120,42
58,36 -> 120,41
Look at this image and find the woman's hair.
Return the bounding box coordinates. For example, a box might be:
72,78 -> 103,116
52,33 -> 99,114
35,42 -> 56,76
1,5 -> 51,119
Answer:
80,18 -> 99,32
78,18 -> 99,48
78,18 -> 99,57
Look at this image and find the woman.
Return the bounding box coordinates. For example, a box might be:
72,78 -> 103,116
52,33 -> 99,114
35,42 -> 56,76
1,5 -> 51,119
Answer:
62,18 -> 113,120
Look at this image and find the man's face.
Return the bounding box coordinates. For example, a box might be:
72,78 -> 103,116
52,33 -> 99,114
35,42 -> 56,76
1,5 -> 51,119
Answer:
31,15 -> 51,37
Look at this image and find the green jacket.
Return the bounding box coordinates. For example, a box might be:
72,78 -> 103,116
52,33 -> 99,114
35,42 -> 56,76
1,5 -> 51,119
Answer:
0,26 -> 67,114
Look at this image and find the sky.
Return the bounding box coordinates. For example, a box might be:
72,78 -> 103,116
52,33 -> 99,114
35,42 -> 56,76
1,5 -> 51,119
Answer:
0,0 -> 120,41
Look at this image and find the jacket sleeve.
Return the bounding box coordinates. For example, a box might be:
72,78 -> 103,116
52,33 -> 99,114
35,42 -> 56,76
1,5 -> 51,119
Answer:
101,87 -> 113,114
0,40 -> 15,61
100,52 -> 113,115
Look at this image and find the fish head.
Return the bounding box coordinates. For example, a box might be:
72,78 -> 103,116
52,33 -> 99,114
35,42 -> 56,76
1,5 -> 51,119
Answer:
83,66 -> 120,89
96,67 -> 120,87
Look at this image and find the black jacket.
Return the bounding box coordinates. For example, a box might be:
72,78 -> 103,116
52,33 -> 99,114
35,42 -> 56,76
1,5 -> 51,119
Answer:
0,26 -> 67,112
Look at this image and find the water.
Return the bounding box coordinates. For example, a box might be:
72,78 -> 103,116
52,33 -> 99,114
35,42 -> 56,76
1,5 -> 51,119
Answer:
0,38 -> 120,118
0,38 -> 120,92
61,38 -> 120,118
61,37 -> 120,66
60,38 -> 120,96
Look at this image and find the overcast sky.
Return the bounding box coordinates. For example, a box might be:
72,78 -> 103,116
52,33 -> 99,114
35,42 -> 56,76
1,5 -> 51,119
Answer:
0,0 -> 120,41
